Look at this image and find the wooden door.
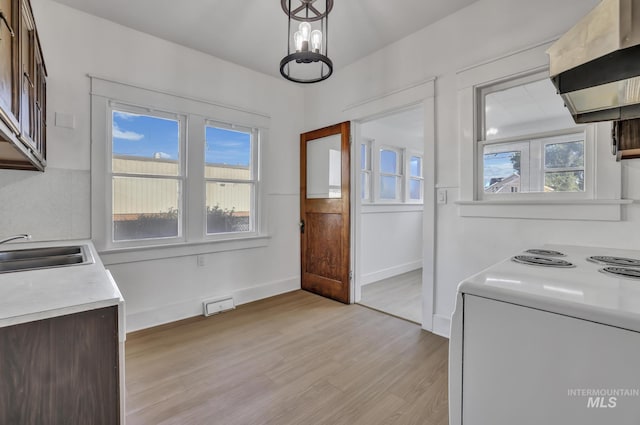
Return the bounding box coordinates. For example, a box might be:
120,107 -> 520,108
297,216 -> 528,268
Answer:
300,121 -> 351,304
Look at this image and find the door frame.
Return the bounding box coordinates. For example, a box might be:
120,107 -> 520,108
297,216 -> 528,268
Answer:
344,78 -> 436,331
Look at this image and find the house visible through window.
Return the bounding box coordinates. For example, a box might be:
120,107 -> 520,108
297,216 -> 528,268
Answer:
111,109 -> 185,241
478,71 -> 587,197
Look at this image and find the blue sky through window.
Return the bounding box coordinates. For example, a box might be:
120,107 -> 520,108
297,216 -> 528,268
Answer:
112,111 -> 179,160
380,150 -> 397,174
205,126 -> 251,167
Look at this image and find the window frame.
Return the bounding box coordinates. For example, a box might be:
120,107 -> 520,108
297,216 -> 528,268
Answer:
107,103 -> 188,248
203,120 -> 260,238
456,41 -> 624,221
90,76 -> 270,256
407,152 -> 424,203
360,139 -> 373,202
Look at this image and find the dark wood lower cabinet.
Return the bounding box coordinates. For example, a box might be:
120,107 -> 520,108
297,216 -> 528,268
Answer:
0,306 -> 120,425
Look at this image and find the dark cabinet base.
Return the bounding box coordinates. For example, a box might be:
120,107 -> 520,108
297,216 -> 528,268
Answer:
0,306 -> 120,425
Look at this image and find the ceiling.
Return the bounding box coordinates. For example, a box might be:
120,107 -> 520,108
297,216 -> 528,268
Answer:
53,0 -> 480,80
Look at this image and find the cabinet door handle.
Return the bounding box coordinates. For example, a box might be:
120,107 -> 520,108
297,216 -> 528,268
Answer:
0,12 -> 15,38
23,72 -> 34,89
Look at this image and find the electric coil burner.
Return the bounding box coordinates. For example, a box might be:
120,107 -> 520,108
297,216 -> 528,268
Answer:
599,266 -> 640,280
524,249 -> 566,257
587,256 -> 640,267
511,255 -> 575,268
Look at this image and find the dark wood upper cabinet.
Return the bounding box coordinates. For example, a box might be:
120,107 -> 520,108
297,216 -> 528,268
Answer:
0,0 -> 46,171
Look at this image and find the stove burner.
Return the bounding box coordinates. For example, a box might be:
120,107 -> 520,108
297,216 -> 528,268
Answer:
587,256 -> 640,267
599,267 -> 640,280
512,255 -> 575,268
524,249 -> 566,257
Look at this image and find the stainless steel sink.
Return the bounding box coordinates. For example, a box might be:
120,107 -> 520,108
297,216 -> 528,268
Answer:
0,245 -> 94,273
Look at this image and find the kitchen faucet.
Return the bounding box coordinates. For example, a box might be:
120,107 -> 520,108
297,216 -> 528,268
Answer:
0,234 -> 31,245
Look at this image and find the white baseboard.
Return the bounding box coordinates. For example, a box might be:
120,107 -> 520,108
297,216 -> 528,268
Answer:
126,276 -> 300,332
361,260 -> 422,286
432,314 -> 451,339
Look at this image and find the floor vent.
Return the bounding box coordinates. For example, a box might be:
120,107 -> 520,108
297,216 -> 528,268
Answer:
203,297 -> 235,317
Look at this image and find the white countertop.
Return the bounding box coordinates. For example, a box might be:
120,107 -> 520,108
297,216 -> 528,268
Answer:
458,244 -> 640,333
0,239 -> 125,339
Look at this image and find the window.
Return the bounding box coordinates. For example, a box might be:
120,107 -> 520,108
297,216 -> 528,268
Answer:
205,123 -> 257,235
360,140 -> 372,201
477,71 -> 589,199
408,154 -> 424,201
91,76 -> 269,253
110,107 -> 186,242
379,147 -> 403,201
457,41 -> 624,221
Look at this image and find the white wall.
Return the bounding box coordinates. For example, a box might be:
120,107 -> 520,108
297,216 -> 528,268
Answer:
304,0 -> 640,337
359,116 -> 423,285
0,0 -> 305,331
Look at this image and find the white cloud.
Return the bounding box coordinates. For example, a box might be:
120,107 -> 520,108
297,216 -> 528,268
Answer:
154,152 -> 172,159
113,111 -> 136,121
113,123 -> 144,141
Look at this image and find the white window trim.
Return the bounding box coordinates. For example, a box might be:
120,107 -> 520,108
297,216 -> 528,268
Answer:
360,138 -> 373,203
456,40 -> 627,221
90,75 -> 270,258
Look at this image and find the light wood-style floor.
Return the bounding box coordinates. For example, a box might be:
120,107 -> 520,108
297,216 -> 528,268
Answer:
359,269 -> 423,324
125,290 -> 448,425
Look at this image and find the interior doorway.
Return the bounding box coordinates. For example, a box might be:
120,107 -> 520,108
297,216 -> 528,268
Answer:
354,106 -> 425,323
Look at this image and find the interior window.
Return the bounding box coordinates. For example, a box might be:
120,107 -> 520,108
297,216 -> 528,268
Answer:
478,72 -> 587,197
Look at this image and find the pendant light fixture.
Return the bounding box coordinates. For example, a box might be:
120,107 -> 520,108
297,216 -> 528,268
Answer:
280,0 -> 333,84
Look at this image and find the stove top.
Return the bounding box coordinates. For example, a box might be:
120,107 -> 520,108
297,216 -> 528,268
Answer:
459,244 -> 640,332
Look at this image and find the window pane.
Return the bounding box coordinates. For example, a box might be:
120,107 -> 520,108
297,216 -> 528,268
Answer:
544,141 -> 584,169
409,179 -> 422,200
483,78 -> 576,141
112,111 -> 180,176
410,156 -> 422,177
112,176 -> 180,241
205,126 -> 251,172
361,172 -> 370,200
545,171 -> 585,192
483,151 -> 521,193
380,149 -> 398,174
380,176 -> 400,200
206,182 -> 253,234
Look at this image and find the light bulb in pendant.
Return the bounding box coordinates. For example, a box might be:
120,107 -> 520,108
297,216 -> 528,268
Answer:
310,30 -> 322,53
294,31 -> 304,52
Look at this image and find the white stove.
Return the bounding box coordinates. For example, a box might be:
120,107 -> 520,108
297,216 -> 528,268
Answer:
449,245 -> 640,425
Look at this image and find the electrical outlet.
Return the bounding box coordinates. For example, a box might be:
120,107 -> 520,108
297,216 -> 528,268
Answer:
197,255 -> 205,267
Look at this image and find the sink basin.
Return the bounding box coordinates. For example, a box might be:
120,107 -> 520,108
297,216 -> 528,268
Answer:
0,245 -> 94,273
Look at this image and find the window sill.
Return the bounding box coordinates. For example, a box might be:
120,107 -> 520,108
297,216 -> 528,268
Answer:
362,204 -> 424,214
98,235 -> 270,266
456,199 -> 633,221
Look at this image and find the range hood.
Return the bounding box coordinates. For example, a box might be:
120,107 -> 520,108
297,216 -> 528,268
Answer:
547,0 -> 640,123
